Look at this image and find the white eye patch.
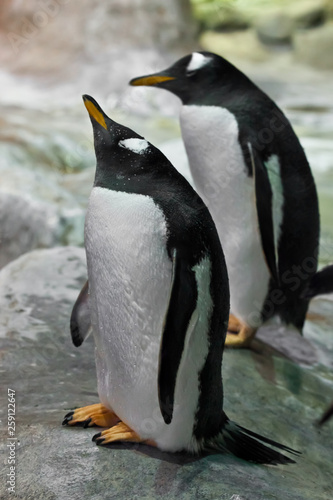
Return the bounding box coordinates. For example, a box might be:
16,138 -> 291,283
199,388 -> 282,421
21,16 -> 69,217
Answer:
118,138 -> 149,155
187,52 -> 211,74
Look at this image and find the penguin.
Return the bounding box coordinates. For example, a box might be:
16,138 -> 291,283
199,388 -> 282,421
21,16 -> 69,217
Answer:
62,94 -> 299,465
129,51 -> 322,348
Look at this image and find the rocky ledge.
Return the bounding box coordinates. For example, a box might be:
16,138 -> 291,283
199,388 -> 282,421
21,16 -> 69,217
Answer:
0,246 -> 332,499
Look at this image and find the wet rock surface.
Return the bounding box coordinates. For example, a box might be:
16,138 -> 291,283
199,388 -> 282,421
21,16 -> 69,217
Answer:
0,247 -> 333,500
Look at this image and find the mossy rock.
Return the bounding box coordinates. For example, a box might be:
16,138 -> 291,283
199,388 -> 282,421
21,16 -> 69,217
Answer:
192,0 -> 249,31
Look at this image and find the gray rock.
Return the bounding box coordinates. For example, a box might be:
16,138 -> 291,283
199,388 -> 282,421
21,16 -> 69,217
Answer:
256,323 -> 318,365
0,108 -> 88,268
288,0 -> 325,29
0,192 -> 61,269
0,246 -> 333,499
0,246 -> 87,343
192,2 -> 249,31
294,23 -> 333,69
0,182 -> 85,269
255,11 -> 294,45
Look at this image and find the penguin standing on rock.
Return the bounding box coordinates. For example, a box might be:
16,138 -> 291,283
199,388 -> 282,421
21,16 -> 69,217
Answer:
130,52 -> 322,348
62,95 -> 298,465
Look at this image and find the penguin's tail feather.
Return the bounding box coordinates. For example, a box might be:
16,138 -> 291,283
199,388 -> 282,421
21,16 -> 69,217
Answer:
302,264 -> 333,299
205,419 -> 300,465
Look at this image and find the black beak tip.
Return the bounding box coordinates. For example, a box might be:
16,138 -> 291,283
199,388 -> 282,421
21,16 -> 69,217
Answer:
82,94 -> 94,104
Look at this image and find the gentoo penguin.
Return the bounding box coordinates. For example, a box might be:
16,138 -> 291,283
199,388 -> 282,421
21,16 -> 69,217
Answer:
129,52 -> 321,347
62,95 -> 298,464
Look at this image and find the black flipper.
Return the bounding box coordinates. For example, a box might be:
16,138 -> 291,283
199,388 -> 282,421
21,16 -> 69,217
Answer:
158,248 -> 198,425
249,143 -> 279,285
206,416 -> 300,465
302,264 -> 333,299
70,280 -> 92,347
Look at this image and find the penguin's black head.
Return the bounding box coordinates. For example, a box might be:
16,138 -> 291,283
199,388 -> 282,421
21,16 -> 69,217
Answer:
129,52 -> 247,105
83,94 -> 187,194
83,94 -> 146,158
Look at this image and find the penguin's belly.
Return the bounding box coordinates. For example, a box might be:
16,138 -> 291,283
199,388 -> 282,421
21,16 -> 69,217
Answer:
85,187 -> 207,451
180,105 -> 270,327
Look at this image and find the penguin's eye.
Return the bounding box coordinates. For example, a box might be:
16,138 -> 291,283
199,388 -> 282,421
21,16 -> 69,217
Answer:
186,70 -> 197,78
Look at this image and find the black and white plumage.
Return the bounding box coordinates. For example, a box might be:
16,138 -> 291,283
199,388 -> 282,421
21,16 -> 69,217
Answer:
130,52 -> 322,346
64,94 -> 298,464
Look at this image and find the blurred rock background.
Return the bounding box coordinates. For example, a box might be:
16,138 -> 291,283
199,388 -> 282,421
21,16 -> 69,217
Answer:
194,0 -> 333,68
0,2 -> 333,499
0,0 -> 197,268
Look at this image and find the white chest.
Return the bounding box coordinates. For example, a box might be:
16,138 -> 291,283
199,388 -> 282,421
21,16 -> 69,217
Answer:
180,105 -> 270,326
85,188 -> 172,416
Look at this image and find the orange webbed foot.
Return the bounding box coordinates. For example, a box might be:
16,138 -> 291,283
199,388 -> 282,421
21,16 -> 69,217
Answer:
62,403 -> 120,428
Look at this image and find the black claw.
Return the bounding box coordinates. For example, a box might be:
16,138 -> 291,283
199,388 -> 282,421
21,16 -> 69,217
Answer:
92,432 -> 102,442
95,437 -> 105,446
64,411 -> 74,419
83,418 -> 92,429
62,415 -> 73,426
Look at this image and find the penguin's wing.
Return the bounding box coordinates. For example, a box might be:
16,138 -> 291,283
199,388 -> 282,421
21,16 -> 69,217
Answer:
70,280 -> 92,347
158,248 -> 198,425
249,143 -> 279,284
302,264 -> 333,299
